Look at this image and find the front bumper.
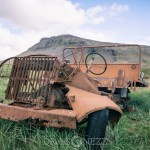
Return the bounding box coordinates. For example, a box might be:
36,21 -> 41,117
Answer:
0,103 -> 76,129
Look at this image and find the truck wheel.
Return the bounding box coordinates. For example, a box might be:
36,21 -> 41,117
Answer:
85,109 -> 109,150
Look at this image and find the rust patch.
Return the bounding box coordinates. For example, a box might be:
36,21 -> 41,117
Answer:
66,85 -> 122,123
0,103 -> 76,129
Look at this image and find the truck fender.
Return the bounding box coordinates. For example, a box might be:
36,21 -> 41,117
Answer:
66,85 -> 122,125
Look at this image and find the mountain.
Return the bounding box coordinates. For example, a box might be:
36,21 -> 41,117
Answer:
19,34 -> 150,68
20,34 -> 113,56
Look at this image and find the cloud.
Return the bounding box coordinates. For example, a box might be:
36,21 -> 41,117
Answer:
0,0 -> 128,29
86,3 -> 129,25
0,0 -> 86,30
109,3 -> 129,16
0,0 -> 129,60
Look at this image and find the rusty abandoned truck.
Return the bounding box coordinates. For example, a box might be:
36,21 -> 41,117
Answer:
0,45 -> 148,149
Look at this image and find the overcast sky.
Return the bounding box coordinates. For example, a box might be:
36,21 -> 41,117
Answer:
0,0 -> 150,60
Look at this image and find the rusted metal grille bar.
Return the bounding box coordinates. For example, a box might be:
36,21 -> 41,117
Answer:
24,57 -> 36,103
13,58 -> 22,99
19,57 -> 31,102
5,56 -> 58,105
5,58 -> 17,99
37,57 -> 47,99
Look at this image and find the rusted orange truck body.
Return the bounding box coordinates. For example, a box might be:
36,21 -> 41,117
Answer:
0,45 -> 147,129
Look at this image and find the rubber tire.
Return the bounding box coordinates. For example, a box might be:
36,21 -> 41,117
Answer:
85,109 -> 109,150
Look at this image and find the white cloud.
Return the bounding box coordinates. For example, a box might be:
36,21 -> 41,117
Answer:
109,3 -> 129,16
0,0 -> 129,60
86,3 -> 129,25
0,0 -> 86,30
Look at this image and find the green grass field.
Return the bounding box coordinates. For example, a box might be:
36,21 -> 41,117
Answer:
0,88 -> 149,150
0,75 -> 149,150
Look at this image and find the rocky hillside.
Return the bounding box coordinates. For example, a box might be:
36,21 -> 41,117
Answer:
20,34 -> 150,67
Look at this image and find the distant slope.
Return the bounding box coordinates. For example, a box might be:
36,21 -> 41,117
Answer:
20,34 -> 113,56
19,34 -> 150,67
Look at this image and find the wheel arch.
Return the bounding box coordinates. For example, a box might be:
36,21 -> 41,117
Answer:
66,85 -> 122,126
